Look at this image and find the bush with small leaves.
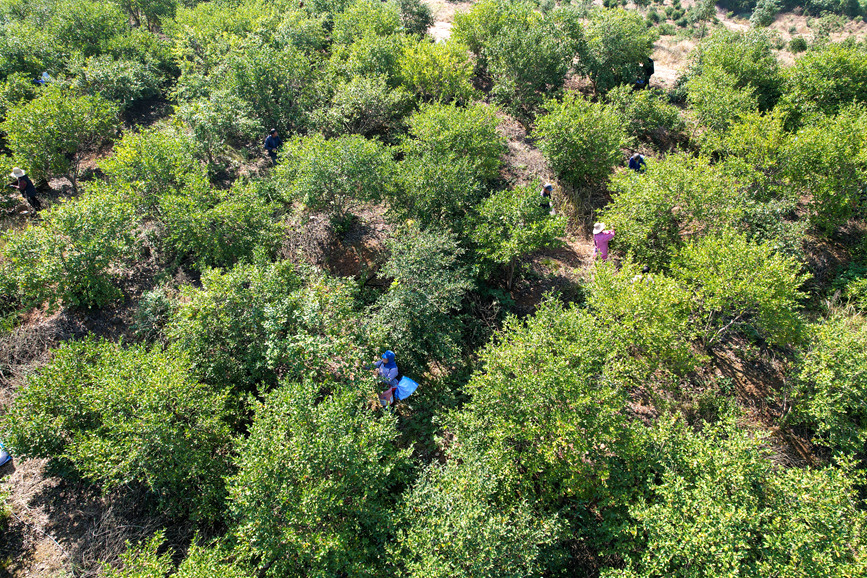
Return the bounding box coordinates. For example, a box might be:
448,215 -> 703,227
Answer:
395,0 -> 433,35
606,85 -> 685,142
1,190 -> 137,310
228,381 -> 413,578
1,86 -> 119,191
484,8 -> 576,118
328,33 -> 406,86
398,455 -> 565,577
671,229 -> 808,346
393,155 -> 486,231
589,260 -> 698,380
782,105 -> 867,232
332,0 -> 402,45
789,36 -> 808,53
71,55 -> 163,109
167,260 -> 361,393
403,102 -> 505,181
600,154 -> 742,270
274,133 -> 396,220
101,532 -> 173,578
371,227 -> 472,376
176,91 -> 260,164
686,67 -> 759,134
781,41 -> 867,120
2,338 -> 233,521
100,123 -> 209,215
398,38 -> 478,104
313,74 -> 410,138
606,415 -> 867,578
471,184 -> 565,288
578,7 -> 659,94
450,298 -> 632,504
792,314 -> 867,455
687,29 -> 781,111
158,184 -> 280,271
535,93 -> 629,189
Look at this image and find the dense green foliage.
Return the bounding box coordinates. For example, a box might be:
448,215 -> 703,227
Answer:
2,87 -> 118,189
3,1 -> 867,576
2,338 -> 232,520
229,381 -> 412,577
536,93 -> 629,189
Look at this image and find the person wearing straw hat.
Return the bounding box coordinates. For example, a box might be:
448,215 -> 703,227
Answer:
7,167 -> 41,211
593,222 -> 615,261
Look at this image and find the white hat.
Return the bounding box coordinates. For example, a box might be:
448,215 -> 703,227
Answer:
593,222 -> 605,235
10,167 -> 25,178
542,183 -> 553,190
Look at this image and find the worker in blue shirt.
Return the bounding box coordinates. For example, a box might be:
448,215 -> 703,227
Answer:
264,128 -> 282,165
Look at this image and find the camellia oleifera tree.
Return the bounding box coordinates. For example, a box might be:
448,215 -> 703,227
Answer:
2,86 -> 118,191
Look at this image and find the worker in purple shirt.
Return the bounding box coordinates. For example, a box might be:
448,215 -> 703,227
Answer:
593,222 -> 615,262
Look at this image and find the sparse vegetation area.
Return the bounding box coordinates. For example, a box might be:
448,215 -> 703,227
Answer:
1,0 -> 867,576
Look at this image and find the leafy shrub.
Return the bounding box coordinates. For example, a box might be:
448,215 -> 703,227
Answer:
657,22 -> 676,35
589,260 -> 698,378
398,455 -> 564,577
578,7 -> 659,94
535,93 -> 629,189
395,0 -> 433,35
792,315 -> 867,454
371,227 -> 472,376
167,260 -> 360,393
159,185 -> 280,271
788,36 -> 808,53
274,133 -> 396,220
332,0 -> 402,45
228,381 -> 412,577
0,72 -> 38,121
176,90 -> 261,163
1,190 -> 137,310
100,123 -> 209,215
1,86 -> 119,190
313,74 -> 409,138
607,415 -> 867,578
101,532 -> 174,578
328,33 -> 406,86
203,40 -> 315,133
688,29 -> 781,110
671,229 -> 808,346
782,105 -> 867,232
484,7 -> 576,118
451,299 -> 631,503
471,184 -> 565,288
2,338 -> 233,521
781,42 -> 867,120
606,85 -> 685,142
71,55 -> 163,109
132,287 -> 174,344
687,66 -> 759,134
750,0 -> 780,26
393,155 -> 486,231
403,102 -> 505,182
600,154 -> 742,270
398,38 -> 478,104
452,0 -> 526,73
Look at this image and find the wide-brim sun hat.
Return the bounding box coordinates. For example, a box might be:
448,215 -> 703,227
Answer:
593,222 -> 605,235
10,167 -> 25,178
543,183 -> 553,190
